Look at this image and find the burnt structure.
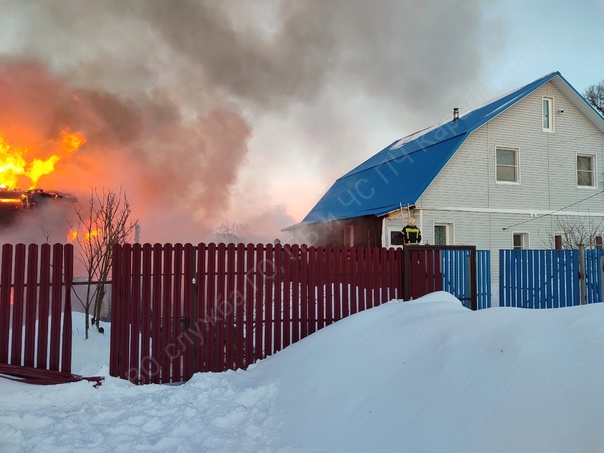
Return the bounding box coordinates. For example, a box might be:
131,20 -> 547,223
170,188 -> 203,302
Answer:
0,188 -> 77,226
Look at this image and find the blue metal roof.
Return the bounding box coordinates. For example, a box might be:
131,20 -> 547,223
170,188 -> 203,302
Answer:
299,72 -> 566,225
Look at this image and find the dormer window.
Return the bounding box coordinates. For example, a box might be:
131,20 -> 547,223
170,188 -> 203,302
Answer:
543,96 -> 554,132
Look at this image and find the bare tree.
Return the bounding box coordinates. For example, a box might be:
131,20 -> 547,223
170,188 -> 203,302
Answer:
584,80 -> 604,116
213,221 -> 246,243
70,187 -> 138,338
543,214 -> 604,249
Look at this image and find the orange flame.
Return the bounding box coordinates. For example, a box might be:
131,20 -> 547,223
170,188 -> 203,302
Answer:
0,131 -> 86,189
69,228 -> 100,242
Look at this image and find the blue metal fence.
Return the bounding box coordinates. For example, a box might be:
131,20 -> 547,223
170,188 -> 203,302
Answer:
441,249 -> 491,310
499,249 -> 604,308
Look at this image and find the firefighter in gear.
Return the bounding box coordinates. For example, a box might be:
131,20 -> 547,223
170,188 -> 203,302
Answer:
402,217 -> 421,245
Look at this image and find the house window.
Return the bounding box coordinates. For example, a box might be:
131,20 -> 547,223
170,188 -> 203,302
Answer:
577,154 -> 596,187
513,233 -> 529,250
434,224 -> 449,245
596,236 -> 603,249
554,235 -> 562,250
390,230 -> 405,246
543,96 -> 554,132
496,147 -> 519,183
344,225 -> 354,247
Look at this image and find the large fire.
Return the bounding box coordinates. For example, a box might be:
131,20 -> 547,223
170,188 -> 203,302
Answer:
0,130 -> 84,231
0,131 -> 86,189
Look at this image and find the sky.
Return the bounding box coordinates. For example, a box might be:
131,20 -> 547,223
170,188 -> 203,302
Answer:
0,0 -> 603,244
2,292 -> 604,452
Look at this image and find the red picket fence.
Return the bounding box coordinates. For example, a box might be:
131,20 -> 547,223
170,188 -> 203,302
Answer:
0,243 -> 73,374
110,243 -> 404,384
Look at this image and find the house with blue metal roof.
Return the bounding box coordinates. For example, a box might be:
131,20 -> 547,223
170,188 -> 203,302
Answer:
287,71 -> 604,256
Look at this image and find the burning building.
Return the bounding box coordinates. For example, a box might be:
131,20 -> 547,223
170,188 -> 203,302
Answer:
0,132 -> 82,231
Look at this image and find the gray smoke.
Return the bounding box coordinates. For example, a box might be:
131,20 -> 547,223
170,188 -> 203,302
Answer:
0,0 -> 501,243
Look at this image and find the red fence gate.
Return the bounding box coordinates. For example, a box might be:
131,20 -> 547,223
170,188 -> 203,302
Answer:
110,243 -> 404,384
402,246 -> 443,300
402,245 -> 478,310
0,243 -> 73,374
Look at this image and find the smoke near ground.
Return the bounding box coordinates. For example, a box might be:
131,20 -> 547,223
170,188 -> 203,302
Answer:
0,0 -> 501,244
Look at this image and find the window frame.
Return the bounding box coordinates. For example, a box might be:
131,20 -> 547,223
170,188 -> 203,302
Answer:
433,223 -> 452,246
387,228 -> 405,247
513,232 -> 529,250
496,146 -> 520,184
543,96 -> 554,132
576,153 -> 597,188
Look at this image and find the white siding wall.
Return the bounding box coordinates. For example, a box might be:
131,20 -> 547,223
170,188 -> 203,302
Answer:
385,81 -> 604,305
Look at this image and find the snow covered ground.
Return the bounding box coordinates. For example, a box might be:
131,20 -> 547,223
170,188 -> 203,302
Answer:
2,292 -> 604,452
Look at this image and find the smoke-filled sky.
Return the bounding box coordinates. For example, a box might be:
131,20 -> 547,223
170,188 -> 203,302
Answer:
0,0 -> 602,244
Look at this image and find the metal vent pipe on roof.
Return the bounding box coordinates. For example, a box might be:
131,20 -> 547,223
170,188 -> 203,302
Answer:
453,108 -> 459,121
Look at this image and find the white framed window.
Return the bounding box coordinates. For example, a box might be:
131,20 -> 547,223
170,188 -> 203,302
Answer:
433,224 -> 451,245
513,232 -> 529,250
577,154 -> 596,188
543,96 -> 554,132
386,227 -> 405,247
496,147 -> 519,183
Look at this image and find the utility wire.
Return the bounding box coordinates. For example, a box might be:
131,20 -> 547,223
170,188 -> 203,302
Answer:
502,189 -> 604,230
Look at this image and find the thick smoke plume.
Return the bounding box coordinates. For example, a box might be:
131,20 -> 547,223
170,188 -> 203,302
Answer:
0,0 -> 500,244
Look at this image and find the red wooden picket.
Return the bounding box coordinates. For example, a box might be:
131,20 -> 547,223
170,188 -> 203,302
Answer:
150,244 -> 162,383
182,244 -> 195,381
244,243 -> 254,367
254,244 -> 264,361
349,248 -> 358,315
307,246 -> 316,335
140,244 -> 152,384
377,248 -> 386,305
264,243 -> 274,357
325,247 -> 334,326
290,244 -> 300,344
11,245 -> 25,366
273,244 -> 283,352
24,244 -> 38,367
282,244 -> 292,348
109,243 -> 122,379
61,244 -> 73,373
194,247 -> 210,372
235,243 -> 245,369
225,243 -> 236,371
299,245 -> 308,339
206,243 -> 216,372
130,244 -> 142,382
171,243 -> 183,383
0,245 -> 12,365
340,247 -> 349,319
121,244 -> 133,381
316,247 -> 325,331
161,244 -> 173,383
234,244 -> 245,368
216,243 -> 226,372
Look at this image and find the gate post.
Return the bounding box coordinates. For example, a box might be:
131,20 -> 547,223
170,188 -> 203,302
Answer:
466,247 -> 478,311
579,244 -> 587,305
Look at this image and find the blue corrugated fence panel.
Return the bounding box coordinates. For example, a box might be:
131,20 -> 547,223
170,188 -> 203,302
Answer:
499,249 -> 591,309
